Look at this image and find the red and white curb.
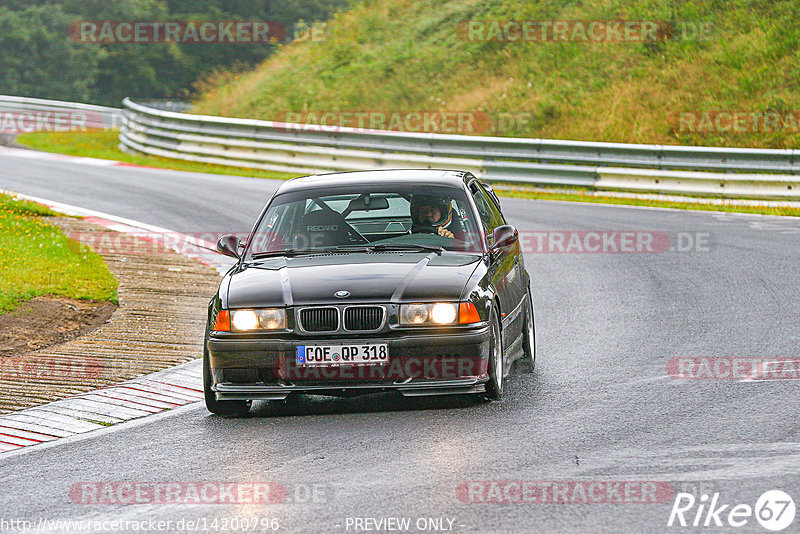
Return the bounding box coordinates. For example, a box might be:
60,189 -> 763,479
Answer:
0,360 -> 202,453
0,192 -> 234,453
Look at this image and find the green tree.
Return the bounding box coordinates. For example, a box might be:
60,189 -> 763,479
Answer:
0,0 -> 349,106
0,6 -> 100,102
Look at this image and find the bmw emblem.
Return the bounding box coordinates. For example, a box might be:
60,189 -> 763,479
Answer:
334,290 -> 350,298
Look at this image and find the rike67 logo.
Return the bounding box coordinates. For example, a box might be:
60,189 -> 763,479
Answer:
668,490 -> 795,531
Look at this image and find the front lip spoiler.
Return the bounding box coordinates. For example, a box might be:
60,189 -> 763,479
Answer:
213,377 -> 486,401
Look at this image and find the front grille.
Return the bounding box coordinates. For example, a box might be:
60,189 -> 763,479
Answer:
299,307 -> 338,332
344,306 -> 384,331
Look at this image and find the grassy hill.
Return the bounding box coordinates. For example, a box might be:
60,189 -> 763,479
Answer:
193,0 -> 800,149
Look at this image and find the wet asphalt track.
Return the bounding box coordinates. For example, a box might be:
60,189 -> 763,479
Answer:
1,154 -> 799,533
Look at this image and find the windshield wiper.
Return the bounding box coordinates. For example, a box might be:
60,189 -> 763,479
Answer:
252,244 -> 445,259
333,245 -> 373,252
334,244 -> 444,255
368,243 -> 444,255
249,249 -> 320,260
337,243 -> 445,255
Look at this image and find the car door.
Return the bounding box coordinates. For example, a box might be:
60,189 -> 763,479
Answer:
469,181 -> 522,346
481,182 -> 527,311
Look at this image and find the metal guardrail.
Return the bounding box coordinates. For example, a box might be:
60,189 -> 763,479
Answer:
0,95 -> 122,130
119,98 -> 800,198
2,95 -> 794,198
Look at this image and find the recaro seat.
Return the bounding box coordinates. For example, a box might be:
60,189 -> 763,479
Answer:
294,209 -> 353,249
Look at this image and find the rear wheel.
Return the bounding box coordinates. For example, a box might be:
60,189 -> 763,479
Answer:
518,291 -> 536,373
203,346 -> 251,417
485,306 -> 504,400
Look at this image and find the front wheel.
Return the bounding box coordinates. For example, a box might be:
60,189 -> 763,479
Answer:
203,346 -> 251,417
518,291 -> 536,373
485,306 -> 504,400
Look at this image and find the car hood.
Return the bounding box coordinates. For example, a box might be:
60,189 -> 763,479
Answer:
225,251 -> 482,308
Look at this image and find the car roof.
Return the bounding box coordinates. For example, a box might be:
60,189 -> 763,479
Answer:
276,169 -> 473,195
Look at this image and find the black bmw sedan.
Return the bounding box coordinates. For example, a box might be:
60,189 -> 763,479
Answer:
204,169 -> 535,415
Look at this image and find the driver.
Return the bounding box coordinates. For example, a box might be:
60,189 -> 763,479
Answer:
410,195 -> 464,240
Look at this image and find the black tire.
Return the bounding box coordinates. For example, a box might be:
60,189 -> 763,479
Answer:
518,291 -> 536,373
485,305 -> 504,400
203,345 -> 251,417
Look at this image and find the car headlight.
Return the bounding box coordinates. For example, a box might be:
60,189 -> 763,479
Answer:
430,303 -> 457,324
400,303 -> 458,325
229,308 -> 287,331
401,303 -> 430,324
258,308 -> 286,329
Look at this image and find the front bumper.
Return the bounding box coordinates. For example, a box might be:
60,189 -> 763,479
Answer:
207,325 -> 490,400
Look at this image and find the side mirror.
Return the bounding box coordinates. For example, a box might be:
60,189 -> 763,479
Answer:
489,225 -> 518,251
217,234 -> 241,258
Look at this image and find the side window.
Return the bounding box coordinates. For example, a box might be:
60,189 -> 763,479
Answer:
471,185 -> 504,233
472,190 -> 492,230
482,185 -> 506,223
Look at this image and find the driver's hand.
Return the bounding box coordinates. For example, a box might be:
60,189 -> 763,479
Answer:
438,227 -> 454,238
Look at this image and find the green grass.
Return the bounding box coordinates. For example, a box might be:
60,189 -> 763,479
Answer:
15,130 -> 299,181
193,0 -> 800,150
496,187 -> 800,217
0,194 -> 57,217
0,193 -> 118,312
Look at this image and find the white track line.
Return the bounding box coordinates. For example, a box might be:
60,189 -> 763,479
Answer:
0,146 -> 122,166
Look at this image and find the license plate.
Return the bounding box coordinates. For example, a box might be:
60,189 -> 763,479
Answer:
296,344 -> 389,366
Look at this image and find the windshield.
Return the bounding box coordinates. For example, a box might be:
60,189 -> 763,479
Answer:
246,184 -> 484,257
